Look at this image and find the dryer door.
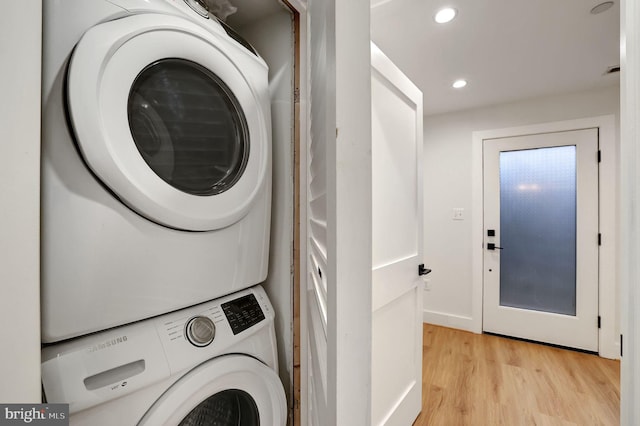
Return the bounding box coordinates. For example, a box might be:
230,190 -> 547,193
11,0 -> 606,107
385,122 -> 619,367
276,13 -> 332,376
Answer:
138,355 -> 287,426
67,14 -> 270,231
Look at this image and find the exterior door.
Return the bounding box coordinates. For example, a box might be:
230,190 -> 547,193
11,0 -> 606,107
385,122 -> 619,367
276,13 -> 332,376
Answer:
371,42 -> 424,426
483,129 -> 599,351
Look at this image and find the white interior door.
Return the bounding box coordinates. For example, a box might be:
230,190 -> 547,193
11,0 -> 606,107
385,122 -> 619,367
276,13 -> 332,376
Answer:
483,129 -> 599,351
371,42 -> 424,426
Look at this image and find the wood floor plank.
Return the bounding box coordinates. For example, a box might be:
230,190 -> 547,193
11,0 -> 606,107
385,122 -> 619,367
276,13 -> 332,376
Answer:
414,324 -> 620,425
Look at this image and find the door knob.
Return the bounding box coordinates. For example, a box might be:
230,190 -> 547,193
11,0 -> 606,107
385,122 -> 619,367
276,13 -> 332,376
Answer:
487,243 -> 504,250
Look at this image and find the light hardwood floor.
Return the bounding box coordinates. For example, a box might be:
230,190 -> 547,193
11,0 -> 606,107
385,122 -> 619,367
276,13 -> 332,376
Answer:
414,324 -> 620,426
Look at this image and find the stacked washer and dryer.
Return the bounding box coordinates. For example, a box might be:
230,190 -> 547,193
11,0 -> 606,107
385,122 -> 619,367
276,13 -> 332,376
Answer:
40,0 -> 286,424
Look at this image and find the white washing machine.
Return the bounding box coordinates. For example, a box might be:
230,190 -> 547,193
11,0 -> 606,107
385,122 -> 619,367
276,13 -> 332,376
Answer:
41,0 -> 272,343
42,286 -> 287,425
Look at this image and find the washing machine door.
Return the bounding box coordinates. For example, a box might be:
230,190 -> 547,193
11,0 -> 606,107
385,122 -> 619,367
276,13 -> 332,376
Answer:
67,14 -> 270,231
138,355 -> 286,426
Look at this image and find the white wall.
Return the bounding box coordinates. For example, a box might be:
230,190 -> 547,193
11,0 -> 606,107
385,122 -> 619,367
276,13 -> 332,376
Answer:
0,0 -> 42,402
235,8 -> 295,411
423,85 -> 620,331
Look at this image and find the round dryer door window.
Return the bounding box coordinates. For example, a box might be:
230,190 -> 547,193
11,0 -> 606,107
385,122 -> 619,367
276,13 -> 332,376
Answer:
66,14 -> 270,231
128,59 -> 249,197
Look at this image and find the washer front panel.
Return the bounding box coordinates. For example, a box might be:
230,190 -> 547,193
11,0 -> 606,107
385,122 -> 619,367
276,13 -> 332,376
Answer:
67,13 -> 269,231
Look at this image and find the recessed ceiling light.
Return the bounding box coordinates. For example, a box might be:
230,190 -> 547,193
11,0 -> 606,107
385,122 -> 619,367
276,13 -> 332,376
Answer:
590,1 -> 614,14
452,79 -> 467,89
434,7 -> 457,24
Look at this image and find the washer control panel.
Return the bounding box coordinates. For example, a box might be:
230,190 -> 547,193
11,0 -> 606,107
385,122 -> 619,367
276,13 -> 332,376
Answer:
41,286 -> 275,414
185,316 -> 216,347
221,294 -> 265,335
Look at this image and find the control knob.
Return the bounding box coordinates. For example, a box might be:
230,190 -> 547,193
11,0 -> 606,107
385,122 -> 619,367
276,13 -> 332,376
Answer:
185,316 -> 215,347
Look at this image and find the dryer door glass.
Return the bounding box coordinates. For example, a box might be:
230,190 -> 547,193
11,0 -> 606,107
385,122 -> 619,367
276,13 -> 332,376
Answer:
128,59 -> 250,196
179,389 -> 259,425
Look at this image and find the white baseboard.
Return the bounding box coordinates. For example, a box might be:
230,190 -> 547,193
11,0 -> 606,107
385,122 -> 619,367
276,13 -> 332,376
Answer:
422,310 -> 478,334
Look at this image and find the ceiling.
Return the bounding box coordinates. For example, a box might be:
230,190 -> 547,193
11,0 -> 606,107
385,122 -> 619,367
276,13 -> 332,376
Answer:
371,0 -> 620,116
221,0 -> 620,116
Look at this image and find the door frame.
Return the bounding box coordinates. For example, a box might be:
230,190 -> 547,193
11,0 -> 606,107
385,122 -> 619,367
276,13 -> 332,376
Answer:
470,115 -> 618,359
295,0 -> 374,425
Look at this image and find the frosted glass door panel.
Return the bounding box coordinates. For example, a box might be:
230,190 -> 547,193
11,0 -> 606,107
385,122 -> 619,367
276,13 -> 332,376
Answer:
499,146 -> 577,315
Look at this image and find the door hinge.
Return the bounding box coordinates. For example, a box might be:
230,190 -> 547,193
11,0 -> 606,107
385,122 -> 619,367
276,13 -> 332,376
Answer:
621,334 -> 624,357
598,315 -> 601,328
598,233 -> 602,246
598,150 -> 602,163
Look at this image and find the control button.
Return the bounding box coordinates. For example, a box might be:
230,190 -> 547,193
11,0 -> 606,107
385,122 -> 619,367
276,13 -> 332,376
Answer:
183,0 -> 209,19
185,316 -> 215,347
221,294 -> 266,335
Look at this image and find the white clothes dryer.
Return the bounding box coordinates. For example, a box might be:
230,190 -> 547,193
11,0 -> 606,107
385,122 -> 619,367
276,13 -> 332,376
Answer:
41,0 -> 272,342
42,286 -> 287,426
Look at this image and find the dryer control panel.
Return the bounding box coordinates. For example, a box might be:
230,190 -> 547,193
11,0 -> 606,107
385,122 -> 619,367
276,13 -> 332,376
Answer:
221,294 -> 266,335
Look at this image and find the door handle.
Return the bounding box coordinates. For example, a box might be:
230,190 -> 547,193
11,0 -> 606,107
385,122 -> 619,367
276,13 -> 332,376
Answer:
487,243 -> 504,251
418,264 -> 432,276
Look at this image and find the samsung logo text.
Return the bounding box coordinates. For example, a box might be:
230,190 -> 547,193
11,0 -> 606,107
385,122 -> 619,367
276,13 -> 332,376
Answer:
87,336 -> 128,353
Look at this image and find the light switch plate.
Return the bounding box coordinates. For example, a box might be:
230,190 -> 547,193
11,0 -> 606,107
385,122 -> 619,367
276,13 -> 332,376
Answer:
452,208 -> 464,220
423,278 -> 431,291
